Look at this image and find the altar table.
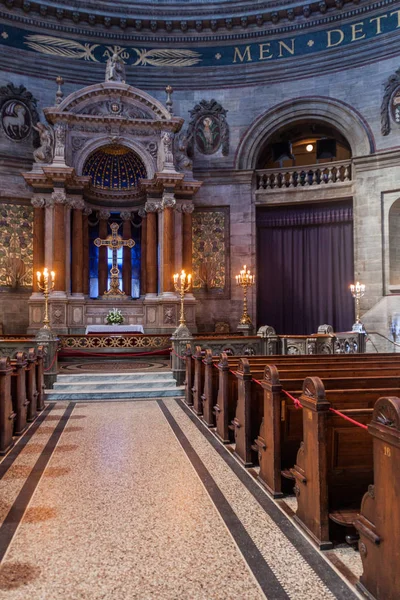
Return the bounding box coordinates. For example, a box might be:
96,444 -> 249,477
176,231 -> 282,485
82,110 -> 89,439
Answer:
85,325 -> 144,334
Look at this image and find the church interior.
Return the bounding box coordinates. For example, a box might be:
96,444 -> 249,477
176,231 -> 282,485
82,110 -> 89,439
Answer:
0,0 -> 399,598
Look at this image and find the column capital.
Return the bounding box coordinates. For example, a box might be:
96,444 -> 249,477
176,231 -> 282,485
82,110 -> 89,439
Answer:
31,195 -> 46,209
68,197 -> 85,210
138,207 -> 146,219
98,210 -> 111,220
83,207 -> 92,217
51,189 -> 67,204
162,190 -> 176,209
120,211 -> 132,221
180,202 -> 195,214
145,200 -> 162,213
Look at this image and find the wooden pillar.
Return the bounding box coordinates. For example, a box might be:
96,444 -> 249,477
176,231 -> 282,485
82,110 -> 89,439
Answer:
121,213 -> 132,297
146,208 -> 157,295
182,203 -> 194,274
82,208 -> 91,296
71,201 -> 84,294
98,211 -> 109,296
31,197 -> 45,292
140,213 -> 147,296
162,195 -> 175,293
52,191 -> 66,292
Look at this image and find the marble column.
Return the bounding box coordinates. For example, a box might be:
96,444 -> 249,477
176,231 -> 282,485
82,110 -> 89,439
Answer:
52,190 -> 67,293
31,197 -> 45,293
145,202 -> 158,295
121,211 -> 132,297
82,208 -> 91,296
139,209 -> 147,296
98,211 -> 110,296
162,192 -> 176,294
71,199 -> 85,295
182,203 -> 194,275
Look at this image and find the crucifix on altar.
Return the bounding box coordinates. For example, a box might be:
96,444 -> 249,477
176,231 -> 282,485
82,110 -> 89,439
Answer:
94,222 -> 135,296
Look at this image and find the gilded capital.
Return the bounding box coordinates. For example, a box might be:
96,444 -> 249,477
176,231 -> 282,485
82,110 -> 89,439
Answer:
120,211 -> 132,221
145,200 -> 162,213
162,191 -> 176,209
69,197 -> 85,210
98,210 -> 111,220
51,189 -> 67,204
181,202 -> 195,214
31,196 -> 46,209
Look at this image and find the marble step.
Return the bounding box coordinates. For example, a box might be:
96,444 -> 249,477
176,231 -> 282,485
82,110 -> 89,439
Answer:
46,387 -> 185,401
53,380 -> 178,391
56,373 -> 174,383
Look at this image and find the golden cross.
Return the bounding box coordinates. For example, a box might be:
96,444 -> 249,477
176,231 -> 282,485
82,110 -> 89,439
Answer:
94,222 -> 135,296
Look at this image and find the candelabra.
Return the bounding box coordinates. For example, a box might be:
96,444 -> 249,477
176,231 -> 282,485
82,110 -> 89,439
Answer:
350,281 -> 365,331
36,268 -> 55,330
173,270 -> 192,326
236,265 -> 255,328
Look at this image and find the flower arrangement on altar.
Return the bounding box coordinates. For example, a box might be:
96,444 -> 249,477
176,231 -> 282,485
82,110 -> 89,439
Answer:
106,307 -> 124,325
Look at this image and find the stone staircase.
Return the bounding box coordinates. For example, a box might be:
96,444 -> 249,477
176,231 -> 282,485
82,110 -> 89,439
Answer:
46,371 -> 185,401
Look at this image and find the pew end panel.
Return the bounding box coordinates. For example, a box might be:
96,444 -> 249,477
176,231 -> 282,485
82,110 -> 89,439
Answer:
192,346 -> 205,416
11,352 -> 29,436
0,357 -> 15,455
354,397 -> 400,600
214,353 -> 235,444
201,349 -> 217,427
184,344 -> 193,406
26,348 -> 38,422
35,345 -> 45,411
233,359 -> 264,467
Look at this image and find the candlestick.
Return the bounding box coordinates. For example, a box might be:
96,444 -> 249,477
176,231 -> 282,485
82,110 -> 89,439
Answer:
173,270 -> 192,327
236,264 -> 256,328
350,281 -> 365,325
37,268 -> 56,330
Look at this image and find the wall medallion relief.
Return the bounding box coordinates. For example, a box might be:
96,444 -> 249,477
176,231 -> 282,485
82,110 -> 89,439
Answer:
0,83 -> 39,143
187,99 -> 229,157
381,67 -> 400,136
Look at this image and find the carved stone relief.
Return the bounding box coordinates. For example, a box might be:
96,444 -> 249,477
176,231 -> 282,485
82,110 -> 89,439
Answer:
381,67 -> 400,136
187,99 -> 229,156
0,83 -> 39,143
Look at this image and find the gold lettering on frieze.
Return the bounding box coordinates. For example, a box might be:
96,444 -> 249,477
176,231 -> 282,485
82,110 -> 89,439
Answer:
326,28 -> 345,47
351,22 -> 366,42
278,39 -> 295,57
369,14 -> 388,35
390,10 -> 400,28
233,45 -> 252,63
259,43 -> 273,60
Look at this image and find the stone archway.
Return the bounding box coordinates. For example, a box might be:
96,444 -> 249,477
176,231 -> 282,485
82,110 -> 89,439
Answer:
235,96 -> 375,170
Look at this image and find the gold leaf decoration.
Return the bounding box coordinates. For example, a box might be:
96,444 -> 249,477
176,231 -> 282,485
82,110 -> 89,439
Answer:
24,35 -> 99,62
132,48 -> 201,67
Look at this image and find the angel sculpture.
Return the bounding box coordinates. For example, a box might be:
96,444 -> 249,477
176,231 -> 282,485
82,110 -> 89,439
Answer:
105,53 -> 126,83
33,122 -> 54,164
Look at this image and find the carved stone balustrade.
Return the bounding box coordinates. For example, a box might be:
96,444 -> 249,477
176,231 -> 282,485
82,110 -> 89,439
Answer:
256,160 -> 352,191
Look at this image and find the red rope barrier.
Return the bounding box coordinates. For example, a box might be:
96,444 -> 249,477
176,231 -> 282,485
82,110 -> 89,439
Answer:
171,348 -> 186,361
282,388 -> 303,409
44,350 -> 59,372
328,407 -> 368,430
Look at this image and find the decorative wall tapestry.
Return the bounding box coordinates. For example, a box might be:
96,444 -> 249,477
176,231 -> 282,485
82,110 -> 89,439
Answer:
187,100 -> 229,156
381,67 -> 400,136
192,207 -> 230,297
0,203 -> 33,288
0,83 -> 39,142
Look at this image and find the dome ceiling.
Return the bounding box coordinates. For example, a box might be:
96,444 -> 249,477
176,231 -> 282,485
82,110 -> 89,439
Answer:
83,145 -> 147,191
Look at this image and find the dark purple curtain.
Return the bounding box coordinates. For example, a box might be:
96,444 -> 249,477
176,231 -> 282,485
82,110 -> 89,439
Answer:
257,201 -> 354,334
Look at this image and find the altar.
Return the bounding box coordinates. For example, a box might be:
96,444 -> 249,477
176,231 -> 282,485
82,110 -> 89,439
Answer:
85,324 -> 144,334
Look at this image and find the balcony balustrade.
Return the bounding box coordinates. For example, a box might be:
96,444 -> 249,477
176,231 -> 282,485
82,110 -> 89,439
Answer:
256,160 -> 352,191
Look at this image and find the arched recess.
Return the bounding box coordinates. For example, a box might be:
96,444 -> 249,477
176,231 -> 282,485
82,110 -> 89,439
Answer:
389,198 -> 400,290
235,97 -> 375,170
73,136 -> 156,181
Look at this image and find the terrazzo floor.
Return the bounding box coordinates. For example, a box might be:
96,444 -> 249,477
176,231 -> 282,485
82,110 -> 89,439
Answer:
0,399 -> 363,600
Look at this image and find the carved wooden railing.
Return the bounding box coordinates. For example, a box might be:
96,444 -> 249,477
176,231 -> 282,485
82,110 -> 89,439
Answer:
256,160 -> 352,191
59,334 -> 171,350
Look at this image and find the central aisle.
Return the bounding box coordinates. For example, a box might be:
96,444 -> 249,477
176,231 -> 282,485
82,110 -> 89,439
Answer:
0,400 -> 359,600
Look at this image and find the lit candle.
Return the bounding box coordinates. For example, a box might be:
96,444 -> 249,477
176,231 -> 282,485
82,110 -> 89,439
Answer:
188,274 -> 192,284
43,268 -> 48,281
173,273 -> 179,284
51,271 -> 55,282
37,271 -> 41,282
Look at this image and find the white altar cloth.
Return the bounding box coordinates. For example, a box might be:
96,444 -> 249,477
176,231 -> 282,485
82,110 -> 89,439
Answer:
85,325 -> 144,334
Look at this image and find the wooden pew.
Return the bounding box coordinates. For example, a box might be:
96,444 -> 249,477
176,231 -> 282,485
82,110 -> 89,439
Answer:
35,345 -> 45,411
11,352 -> 29,435
192,346 -> 205,415
201,349 -> 219,427
26,348 -> 39,422
290,376 -> 379,549
0,356 -> 15,454
184,344 -> 193,406
256,363 -> 400,497
354,396 -> 400,600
